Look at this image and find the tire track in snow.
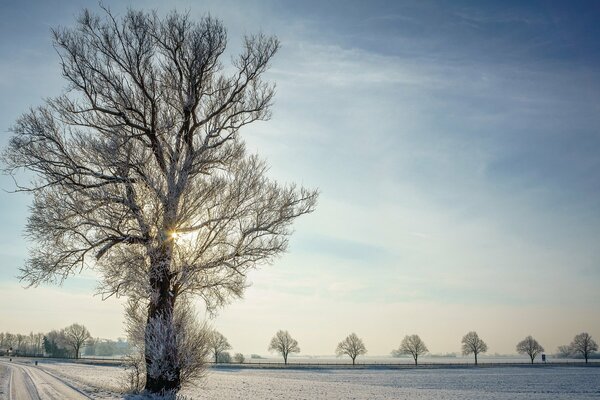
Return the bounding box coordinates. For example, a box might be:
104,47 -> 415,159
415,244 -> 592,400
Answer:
1,360 -> 91,400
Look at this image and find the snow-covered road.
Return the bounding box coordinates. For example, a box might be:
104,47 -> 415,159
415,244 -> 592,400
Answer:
0,360 -> 90,400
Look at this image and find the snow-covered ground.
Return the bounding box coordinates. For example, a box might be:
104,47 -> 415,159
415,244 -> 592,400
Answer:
0,362 -> 10,399
33,360 -> 600,399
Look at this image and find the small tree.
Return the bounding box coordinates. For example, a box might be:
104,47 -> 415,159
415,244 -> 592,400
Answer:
461,331 -> 488,365
268,330 -> 300,365
570,332 -> 598,363
207,330 -> 232,364
516,335 -> 544,364
63,324 -> 91,359
233,353 -> 245,363
395,334 -> 428,366
335,333 -> 367,365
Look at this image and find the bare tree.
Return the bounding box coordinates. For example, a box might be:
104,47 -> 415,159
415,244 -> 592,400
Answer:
394,334 -> 428,366
336,333 -> 367,365
461,331 -> 488,365
570,332 -> 598,363
268,330 -> 300,364
15,334 -> 26,353
3,6 -> 317,394
516,335 -> 544,364
63,323 -> 91,359
207,330 -> 231,364
556,344 -> 573,358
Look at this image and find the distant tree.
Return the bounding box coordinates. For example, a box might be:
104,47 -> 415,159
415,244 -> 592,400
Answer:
461,331 -> 488,365
63,323 -> 91,359
44,330 -> 70,357
23,332 -> 44,356
394,334 -> 428,366
34,332 -> 44,355
217,351 -> 232,363
96,340 -> 118,357
516,336 -> 544,364
114,338 -> 131,355
268,330 -> 300,365
556,344 -> 573,358
4,333 -> 15,348
336,333 -> 367,365
233,353 -> 245,363
570,333 -> 598,363
84,338 -> 98,356
15,334 -> 26,353
207,331 -> 232,364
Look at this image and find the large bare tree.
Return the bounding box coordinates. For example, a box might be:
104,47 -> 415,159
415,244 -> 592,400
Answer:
394,334 -> 428,366
3,7 -> 317,393
461,331 -> 488,365
516,335 -> 544,364
268,330 -> 300,364
569,332 -> 598,363
63,323 -> 91,359
336,333 -> 367,365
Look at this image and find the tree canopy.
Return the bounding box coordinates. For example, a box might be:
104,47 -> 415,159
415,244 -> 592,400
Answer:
516,335 -> 544,364
268,330 -> 300,364
3,6 -> 317,393
336,333 -> 367,365
461,331 -> 488,365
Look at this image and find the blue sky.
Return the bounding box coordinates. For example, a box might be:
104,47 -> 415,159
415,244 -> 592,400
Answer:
0,0 -> 599,356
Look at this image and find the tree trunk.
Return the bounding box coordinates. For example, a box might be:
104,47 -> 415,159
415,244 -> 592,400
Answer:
144,247 -> 180,393
414,356 -> 417,366
474,353 -> 478,365
284,354 -> 287,365
352,356 -> 355,366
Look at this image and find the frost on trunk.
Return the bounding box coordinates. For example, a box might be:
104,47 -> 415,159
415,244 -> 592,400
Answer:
126,298 -> 210,393
3,6 -> 317,394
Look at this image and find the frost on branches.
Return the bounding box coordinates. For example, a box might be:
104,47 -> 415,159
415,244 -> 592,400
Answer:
3,6 -> 317,394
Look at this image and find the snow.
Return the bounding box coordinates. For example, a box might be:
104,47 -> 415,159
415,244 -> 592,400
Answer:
0,362 -> 10,398
33,360 -> 600,399
37,360 -> 126,399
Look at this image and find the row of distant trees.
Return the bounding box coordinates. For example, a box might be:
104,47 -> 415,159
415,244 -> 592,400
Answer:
84,337 -> 130,357
0,331 -> 44,356
209,330 -> 599,366
1,323 -> 91,359
0,323 -> 127,359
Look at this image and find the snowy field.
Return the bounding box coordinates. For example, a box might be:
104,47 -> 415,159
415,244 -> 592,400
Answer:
27,360 -> 600,399
0,363 -> 9,399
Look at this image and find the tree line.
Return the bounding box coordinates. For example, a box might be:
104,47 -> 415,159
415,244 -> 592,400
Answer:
208,330 -> 599,366
0,323 -> 129,359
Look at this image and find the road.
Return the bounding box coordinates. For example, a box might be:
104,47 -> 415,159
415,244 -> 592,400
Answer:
0,360 -> 90,400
